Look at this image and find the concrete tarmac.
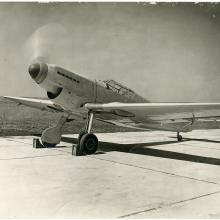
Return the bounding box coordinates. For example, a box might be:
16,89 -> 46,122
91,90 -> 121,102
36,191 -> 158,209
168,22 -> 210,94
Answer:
1,130 -> 220,218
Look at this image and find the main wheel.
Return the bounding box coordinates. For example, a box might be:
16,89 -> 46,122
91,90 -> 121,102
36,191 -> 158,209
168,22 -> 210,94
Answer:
78,129 -> 86,143
79,133 -> 98,155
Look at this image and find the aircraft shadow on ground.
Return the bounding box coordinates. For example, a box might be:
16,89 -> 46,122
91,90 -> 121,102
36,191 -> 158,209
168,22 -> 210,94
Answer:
169,135 -> 220,144
60,136 -> 220,166
180,137 -> 220,144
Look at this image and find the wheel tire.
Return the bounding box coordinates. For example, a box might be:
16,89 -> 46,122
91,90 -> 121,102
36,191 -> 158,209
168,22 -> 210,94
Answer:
177,135 -> 183,142
72,144 -> 84,156
79,133 -> 98,155
78,129 -> 86,143
41,141 -> 57,148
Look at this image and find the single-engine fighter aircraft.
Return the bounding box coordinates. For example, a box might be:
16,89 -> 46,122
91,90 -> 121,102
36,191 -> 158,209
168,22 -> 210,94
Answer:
4,61 -> 220,156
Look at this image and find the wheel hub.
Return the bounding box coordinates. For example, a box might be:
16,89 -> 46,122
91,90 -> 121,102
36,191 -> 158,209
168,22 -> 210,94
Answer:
86,138 -> 96,150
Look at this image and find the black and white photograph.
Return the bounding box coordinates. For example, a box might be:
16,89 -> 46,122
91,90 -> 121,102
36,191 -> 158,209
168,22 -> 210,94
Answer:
1,2 -> 220,218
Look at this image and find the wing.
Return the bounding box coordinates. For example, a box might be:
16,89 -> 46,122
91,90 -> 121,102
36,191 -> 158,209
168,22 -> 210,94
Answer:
4,96 -> 66,113
85,102 -> 220,131
4,96 -> 88,121
85,102 -> 220,120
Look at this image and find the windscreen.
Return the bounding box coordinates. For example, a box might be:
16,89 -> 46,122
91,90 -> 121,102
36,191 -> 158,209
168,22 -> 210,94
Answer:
103,80 -> 135,99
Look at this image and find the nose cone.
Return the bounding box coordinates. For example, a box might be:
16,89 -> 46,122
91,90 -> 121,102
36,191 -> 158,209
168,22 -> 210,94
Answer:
28,63 -> 41,79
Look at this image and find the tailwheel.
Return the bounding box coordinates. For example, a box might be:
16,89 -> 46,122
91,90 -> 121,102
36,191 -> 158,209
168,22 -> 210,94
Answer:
177,132 -> 183,142
79,133 -> 98,155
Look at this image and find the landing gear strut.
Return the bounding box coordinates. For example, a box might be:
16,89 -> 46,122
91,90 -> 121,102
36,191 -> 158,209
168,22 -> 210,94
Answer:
72,111 -> 98,156
177,132 -> 183,142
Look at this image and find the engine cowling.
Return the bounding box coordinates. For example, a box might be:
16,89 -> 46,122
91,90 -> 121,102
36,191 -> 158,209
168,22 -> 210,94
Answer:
28,62 -> 63,98
28,61 -> 96,111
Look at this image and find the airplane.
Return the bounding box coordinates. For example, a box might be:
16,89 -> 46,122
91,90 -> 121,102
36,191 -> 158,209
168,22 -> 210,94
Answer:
4,61 -> 220,156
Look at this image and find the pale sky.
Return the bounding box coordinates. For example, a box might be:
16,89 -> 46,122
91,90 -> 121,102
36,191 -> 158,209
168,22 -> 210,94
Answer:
1,2 -> 220,102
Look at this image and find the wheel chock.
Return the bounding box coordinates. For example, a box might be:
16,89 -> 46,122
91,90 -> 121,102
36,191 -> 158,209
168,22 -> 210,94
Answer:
72,144 -> 84,156
33,138 -> 44,148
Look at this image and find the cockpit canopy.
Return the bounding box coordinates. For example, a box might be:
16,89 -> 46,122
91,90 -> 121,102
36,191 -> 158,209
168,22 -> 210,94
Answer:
103,79 -> 135,99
